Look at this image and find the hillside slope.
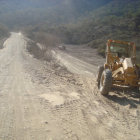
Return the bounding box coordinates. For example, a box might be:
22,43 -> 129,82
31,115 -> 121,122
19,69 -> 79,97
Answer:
48,0 -> 140,43
38,0 -> 140,58
0,0 -> 112,28
0,0 -> 139,61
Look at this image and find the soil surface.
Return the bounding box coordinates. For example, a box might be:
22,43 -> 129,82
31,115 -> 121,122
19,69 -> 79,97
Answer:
0,33 -> 139,140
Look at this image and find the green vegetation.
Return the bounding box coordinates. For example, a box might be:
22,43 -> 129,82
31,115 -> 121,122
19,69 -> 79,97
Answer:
0,0 -> 140,61
0,24 -> 9,49
23,0 -> 140,60
0,0 -> 112,28
0,24 -> 9,39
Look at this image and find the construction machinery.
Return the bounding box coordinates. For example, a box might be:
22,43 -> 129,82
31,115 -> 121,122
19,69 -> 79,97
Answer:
97,40 -> 140,95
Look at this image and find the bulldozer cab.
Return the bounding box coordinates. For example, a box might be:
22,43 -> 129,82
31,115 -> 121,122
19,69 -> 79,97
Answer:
97,40 -> 140,96
105,40 -> 139,87
106,40 -> 136,66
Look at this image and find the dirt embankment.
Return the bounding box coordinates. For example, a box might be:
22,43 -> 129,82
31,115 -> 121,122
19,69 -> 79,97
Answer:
0,38 -> 8,49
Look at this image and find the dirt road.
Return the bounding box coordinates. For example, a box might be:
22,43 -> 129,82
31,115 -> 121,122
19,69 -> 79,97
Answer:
52,44 -> 105,76
0,33 -> 139,140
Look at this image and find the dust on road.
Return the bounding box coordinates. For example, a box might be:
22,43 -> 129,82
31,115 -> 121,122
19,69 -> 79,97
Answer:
0,33 -> 139,140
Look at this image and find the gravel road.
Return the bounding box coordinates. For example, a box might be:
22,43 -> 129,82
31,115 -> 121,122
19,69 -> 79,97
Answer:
0,33 -> 139,140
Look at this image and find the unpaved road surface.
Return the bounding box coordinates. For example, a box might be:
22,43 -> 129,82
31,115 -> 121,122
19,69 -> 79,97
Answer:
52,45 -> 105,76
0,33 -> 139,140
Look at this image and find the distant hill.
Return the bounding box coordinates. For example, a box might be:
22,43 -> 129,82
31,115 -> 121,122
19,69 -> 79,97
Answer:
38,0 -> 140,57
0,0 -> 139,61
0,0 -> 112,28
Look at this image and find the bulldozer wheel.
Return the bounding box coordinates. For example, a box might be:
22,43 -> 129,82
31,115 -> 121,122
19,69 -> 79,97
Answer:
139,69 -> 140,78
96,66 -> 104,88
99,69 -> 112,95
134,87 -> 139,93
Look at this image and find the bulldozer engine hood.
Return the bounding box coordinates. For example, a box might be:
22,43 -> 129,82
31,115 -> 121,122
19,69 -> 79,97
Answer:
123,58 -> 134,72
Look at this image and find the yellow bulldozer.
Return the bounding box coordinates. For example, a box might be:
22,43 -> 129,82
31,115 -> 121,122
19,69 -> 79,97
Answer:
97,40 -> 140,95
